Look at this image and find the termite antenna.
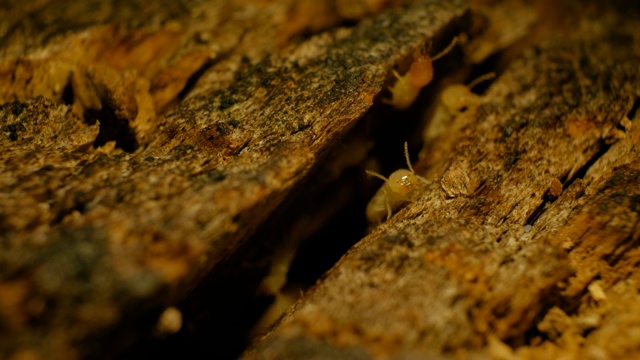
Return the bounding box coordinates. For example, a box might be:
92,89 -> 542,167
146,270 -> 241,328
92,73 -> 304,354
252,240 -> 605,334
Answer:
431,36 -> 459,61
404,142 -> 429,185
404,142 -> 414,174
467,72 -> 496,90
385,193 -> 392,221
366,170 -> 389,182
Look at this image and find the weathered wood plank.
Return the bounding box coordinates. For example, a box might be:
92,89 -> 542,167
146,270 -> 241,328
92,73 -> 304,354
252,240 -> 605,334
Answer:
246,3 -> 640,358
0,0 -> 468,358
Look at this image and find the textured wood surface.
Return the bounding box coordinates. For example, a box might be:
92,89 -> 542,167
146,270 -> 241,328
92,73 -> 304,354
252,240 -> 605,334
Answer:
246,2 -> 640,359
0,0 -> 469,358
2,1 -> 640,359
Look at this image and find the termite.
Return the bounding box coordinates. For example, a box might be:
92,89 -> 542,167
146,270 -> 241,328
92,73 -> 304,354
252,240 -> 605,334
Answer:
422,72 -> 496,146
440,72 -> 496,115
383,37 -> 460,110
366,142 -> 428,224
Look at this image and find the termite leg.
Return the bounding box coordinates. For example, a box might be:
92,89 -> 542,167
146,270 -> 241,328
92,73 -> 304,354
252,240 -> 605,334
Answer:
383,187 -> 392,221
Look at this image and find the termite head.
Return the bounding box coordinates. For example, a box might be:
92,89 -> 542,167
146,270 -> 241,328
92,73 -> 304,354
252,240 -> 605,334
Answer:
387,169 -> 422,198
408,36 -> 460,89
383,37 -> 460,110
407,56 -> 434,89
365,142 -> 428,224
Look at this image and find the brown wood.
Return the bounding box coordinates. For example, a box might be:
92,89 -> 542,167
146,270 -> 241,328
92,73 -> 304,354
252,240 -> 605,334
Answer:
2,0 -> 640,359
0,0 -> 469,358
246,2 -> 640,359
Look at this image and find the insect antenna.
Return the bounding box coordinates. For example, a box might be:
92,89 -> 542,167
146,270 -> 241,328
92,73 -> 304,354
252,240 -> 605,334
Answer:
431,36 -> 459,61
366,170 -> 389,182
404,141 -> 429,185
467,72 -> 496,90
404,142 -> 414,173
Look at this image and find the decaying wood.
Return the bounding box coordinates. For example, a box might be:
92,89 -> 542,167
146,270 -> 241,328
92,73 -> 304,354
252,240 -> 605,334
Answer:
0,0 -> 469,358
246,3 -> 640,360
3,0 -> 640,359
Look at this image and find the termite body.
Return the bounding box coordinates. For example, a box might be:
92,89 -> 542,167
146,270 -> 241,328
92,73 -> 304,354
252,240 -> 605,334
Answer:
423,72 -> 496,145
384,37 -> 459,110
440,72 -> 496,115
366,142 -> 428,224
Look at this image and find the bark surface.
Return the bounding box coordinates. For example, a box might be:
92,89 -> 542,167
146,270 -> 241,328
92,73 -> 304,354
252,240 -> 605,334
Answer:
0,0 -> 467,358
1,0 -> 639,359
247,2 -> 640,360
